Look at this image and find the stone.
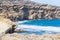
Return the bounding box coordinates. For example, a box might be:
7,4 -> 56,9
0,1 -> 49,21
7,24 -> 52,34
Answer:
0,17 -> 16,35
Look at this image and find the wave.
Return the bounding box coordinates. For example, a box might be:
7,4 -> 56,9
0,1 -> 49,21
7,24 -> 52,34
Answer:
16,20 -> 60,34
16,20 -> 28,24
17,24 -> 60,33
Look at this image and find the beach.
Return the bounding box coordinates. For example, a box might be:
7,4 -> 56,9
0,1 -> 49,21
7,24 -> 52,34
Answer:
1,33 -> 60,40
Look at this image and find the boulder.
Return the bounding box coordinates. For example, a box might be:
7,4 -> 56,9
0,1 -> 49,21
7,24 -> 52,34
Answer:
0,17 -> 16,35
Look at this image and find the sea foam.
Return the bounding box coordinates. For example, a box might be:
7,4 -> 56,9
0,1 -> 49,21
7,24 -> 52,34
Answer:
16,20 -> 60,34
17,24 -> 60,33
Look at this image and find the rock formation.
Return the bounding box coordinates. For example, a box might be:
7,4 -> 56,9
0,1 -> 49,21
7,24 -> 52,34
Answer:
0,0 -> 60,21
0,17 -> 16,35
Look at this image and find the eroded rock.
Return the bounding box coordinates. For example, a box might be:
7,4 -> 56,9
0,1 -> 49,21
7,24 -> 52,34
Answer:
0,17 -> 16,35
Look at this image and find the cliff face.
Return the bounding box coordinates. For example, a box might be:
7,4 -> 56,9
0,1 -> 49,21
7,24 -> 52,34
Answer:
0,0 -> 60,21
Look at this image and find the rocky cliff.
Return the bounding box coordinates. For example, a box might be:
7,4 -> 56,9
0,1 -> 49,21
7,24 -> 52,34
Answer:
0,0 -> 60,21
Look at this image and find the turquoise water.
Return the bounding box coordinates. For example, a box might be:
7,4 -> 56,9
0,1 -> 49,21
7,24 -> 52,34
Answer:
18,20 -> 60,27
17,20 -> 60,35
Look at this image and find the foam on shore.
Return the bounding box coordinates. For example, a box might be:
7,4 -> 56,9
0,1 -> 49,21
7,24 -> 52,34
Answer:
16,20 -> 60,34
17,24 -> 60,33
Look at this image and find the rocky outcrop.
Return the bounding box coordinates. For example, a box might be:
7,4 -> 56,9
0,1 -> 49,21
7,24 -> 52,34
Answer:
0,17 -> 16,35
1,33 -> 60,40
0,17 -> 26,35
0,0 -> 60,21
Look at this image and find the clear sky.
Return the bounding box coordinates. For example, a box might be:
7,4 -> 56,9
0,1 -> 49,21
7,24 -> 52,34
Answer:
31,0 -> 60,6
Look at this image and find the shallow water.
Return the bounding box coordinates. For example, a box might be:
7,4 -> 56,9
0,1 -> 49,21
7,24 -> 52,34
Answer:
16,20 -> 60,35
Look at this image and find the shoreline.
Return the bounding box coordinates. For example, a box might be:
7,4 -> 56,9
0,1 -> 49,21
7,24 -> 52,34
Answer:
1,33 -> 60,40
0,18 -> 60,40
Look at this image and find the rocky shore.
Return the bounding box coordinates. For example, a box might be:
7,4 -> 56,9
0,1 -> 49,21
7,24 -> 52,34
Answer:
1,33 -> 60,40
0,17 -> 26,35
0,17 -> 16,35
0,16 -> 60,40
0,15 -> 60,40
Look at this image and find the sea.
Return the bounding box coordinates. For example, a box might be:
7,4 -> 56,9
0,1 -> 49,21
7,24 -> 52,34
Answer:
16,20 -> 60,35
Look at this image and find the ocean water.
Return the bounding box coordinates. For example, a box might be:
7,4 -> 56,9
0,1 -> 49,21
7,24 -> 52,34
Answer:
16,20 -> 60,35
